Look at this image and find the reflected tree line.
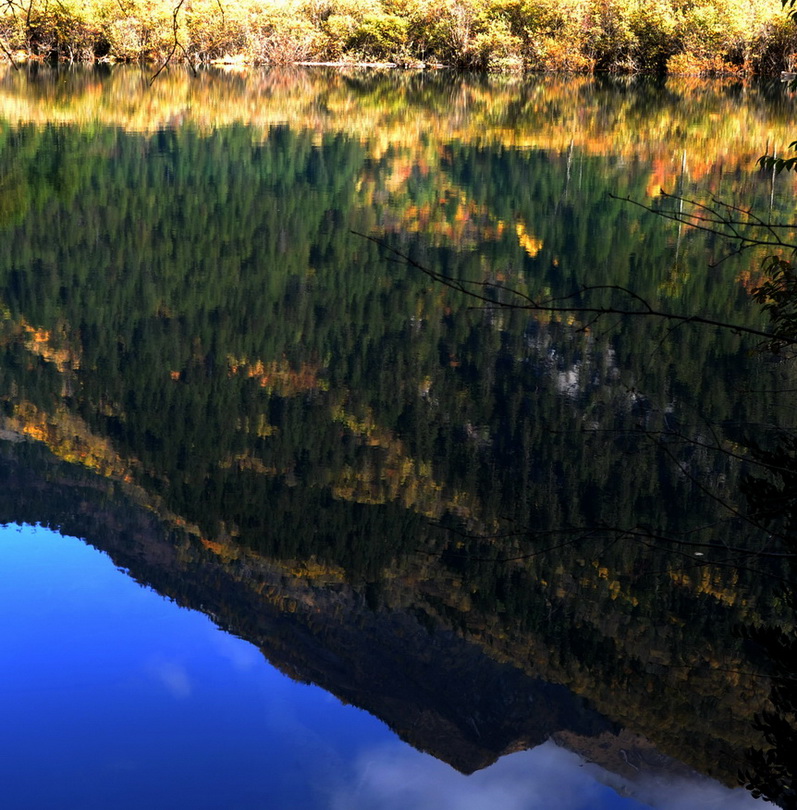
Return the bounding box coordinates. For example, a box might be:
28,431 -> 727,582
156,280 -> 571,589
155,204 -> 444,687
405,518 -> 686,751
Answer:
0,98 -> 795,804
381,185 -> 797,805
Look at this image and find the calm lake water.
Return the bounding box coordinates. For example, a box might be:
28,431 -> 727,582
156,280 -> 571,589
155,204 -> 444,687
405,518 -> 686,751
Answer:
1,65 -> 795,808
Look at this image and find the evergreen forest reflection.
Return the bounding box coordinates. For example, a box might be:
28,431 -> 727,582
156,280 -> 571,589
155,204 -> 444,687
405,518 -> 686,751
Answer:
1,65 -> 796,808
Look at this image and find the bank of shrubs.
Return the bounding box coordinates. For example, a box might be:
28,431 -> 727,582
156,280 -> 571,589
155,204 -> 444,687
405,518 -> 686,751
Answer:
1,0 -> 796,74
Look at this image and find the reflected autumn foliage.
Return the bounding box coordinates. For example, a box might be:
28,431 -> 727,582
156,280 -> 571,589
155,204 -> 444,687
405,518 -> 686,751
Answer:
0,69 -> 796,805
1,66 -> 796,188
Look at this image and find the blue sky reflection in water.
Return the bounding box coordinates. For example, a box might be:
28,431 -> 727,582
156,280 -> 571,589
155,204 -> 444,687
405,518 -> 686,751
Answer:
0,524 -> 762,810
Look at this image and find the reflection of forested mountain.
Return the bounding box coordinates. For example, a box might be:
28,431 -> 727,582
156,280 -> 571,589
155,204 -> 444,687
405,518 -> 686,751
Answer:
0,436 -> 769,783
0,83 -> 793,796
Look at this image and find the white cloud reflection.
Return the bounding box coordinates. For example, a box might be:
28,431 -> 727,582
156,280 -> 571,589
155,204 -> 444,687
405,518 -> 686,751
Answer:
145,657 -> 192,699
330,740 -> 768,810
626,770 -> 771,810
207,626 -> 263,672
331,741 -> 617,810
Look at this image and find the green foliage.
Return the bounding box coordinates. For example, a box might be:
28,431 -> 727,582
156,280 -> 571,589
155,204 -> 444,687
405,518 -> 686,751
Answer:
100,0 -> 175,61
759,139 -> 797,174
0,0 -> 794,73
584,0 -> 636,71
757,1 -> 797,170
752,256 -> 797,353
628,0 -> 677,72
348,14 -> 409,59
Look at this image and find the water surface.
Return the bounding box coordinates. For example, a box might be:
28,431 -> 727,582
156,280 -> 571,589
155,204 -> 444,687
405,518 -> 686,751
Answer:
0,65 -> 794,808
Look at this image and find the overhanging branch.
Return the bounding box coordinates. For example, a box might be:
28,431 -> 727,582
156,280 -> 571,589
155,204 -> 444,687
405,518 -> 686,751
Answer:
353,230 -> 795,348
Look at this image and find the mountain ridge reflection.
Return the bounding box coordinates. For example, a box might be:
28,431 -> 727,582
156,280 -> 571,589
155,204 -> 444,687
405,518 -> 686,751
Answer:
1,68 -> 795,807
0,441 -> 768,808
1,520 -> 760,810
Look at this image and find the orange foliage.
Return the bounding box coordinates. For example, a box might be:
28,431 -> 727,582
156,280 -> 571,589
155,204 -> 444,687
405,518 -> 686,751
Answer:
227,356 -> 329,395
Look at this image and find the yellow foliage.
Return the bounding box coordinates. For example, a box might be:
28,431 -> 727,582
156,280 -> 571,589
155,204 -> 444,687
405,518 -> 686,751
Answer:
0,0 -> 793,72
515,220 -> 543,257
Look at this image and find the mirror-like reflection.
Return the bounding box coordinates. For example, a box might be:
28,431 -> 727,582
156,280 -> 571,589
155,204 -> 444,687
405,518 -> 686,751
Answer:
1,66 -> 795,807
0,523 -> 761,809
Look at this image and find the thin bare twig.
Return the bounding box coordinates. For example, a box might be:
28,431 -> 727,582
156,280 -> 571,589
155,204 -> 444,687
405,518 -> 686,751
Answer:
150,0 -> 196,84
613,191 -> 797,258
0,35 -> 19,69
353,231 -> 793,347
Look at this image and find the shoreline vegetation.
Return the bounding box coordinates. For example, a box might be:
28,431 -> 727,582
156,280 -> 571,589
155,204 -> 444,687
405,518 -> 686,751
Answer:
1,0 -> 797,75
